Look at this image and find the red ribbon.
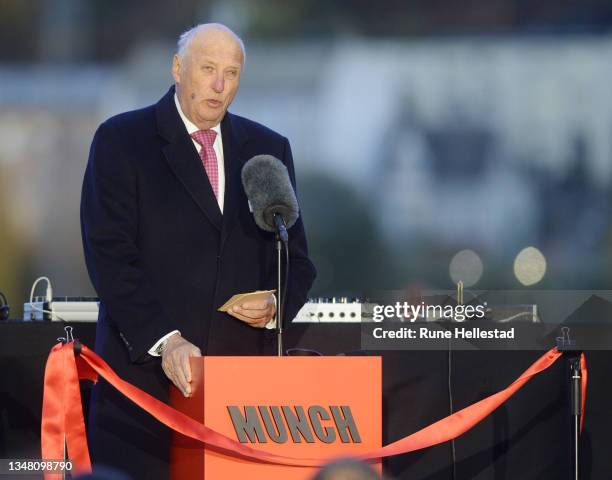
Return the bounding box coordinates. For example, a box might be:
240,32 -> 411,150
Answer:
41,344 -> 97,479
41,343 -> 587,474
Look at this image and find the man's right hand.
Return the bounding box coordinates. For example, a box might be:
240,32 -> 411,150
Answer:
161,333 -> 201,397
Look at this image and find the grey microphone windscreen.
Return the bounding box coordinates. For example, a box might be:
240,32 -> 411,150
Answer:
241,155 -> 299,232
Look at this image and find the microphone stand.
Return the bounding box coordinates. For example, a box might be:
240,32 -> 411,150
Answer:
273,214 -> 289,356
275,235 -> 283,356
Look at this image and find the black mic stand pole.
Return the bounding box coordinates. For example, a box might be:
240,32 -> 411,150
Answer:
275,234 -> 283,356
273,213 -> 290,357
556,326 -> 582,480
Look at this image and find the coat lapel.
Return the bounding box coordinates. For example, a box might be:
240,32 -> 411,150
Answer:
156,86 -> 223,231
220,112 -> 249,250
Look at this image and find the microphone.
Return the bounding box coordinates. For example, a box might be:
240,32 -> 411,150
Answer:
241,155 -> 299,242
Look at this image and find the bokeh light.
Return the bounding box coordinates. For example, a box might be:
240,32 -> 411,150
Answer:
514,246 -> 546,286
449,249 -> 483,287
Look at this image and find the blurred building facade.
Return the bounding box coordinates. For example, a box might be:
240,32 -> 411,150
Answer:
1,1 -> 612,313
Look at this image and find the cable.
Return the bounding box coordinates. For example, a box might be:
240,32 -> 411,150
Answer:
28,276 -> 66,322
0,291 -> 10,321
29,276 -> 53,303
27,303 -> 66,322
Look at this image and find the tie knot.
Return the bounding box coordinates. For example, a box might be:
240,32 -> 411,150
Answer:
191,129 -> 217,148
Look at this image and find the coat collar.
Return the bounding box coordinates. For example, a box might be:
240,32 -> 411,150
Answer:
155,85 -> 248,242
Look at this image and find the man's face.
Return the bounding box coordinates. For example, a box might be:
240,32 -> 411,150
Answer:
172,29 -> 243,130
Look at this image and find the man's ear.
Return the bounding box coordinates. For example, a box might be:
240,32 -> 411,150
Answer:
172,54 -> 181,83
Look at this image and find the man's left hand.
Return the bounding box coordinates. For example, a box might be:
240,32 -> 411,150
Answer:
228,293 -> 276,328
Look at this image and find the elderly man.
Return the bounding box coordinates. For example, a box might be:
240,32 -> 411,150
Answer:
81,23 -> 316,479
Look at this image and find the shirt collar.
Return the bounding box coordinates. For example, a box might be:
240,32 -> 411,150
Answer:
174,92 -> 222,137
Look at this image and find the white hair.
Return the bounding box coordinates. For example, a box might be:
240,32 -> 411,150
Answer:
176,23 -> 246,63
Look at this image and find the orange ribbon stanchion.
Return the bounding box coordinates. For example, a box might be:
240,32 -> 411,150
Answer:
580,353 -> 587,433
40,343 -> 587,476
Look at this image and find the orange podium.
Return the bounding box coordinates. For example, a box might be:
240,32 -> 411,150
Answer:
170,356 -> 381,479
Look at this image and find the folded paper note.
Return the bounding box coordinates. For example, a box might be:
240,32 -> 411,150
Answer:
218,290 -> 276,312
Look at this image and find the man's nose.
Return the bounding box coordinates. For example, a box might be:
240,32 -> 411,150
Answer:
212,74 -> 224,93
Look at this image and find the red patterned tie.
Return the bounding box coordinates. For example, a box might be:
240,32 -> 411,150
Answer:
191,130 -> 219,200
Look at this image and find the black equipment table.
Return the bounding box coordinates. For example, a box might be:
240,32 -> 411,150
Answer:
1,321 -> 610,479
